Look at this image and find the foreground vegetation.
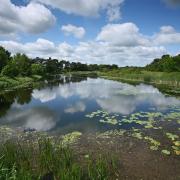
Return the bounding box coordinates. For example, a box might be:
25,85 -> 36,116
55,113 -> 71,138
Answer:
0,138 -> 118,180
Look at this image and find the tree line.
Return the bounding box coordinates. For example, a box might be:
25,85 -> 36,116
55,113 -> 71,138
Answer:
0,46 -> 119,77
145,54 -> 180,72
0,46 -> 179,78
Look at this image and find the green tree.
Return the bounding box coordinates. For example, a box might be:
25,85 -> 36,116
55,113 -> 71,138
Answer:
45,59 -> 59,74
13,53 -> 31,76
145,54 -> 180,72
0,46 -> 11,72
173,55 -> 180,72
31,64 -> 45,75
1,61 -> 19,77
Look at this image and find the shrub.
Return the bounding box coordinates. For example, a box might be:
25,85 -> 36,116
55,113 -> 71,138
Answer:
31,64 -> 45,76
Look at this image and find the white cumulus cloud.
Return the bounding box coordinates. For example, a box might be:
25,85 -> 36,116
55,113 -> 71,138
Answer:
3,22 -> 180,66
0,0 -> 56,36
153,26 -> 180,45
96,23 -> 150,46
33,0 -> 124,21
61,24 -> 86,39
65,101 -> 86,114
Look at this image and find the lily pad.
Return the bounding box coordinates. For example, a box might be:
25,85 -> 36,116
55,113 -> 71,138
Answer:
166,133 -> 179,141
132,132 -> 143,139
161,149 -> 171,155
62,131 -> 82,145
150,146 -> 158,151
99,118 -> 118,125
174,150 -> 180,155
173,141 -> 180,147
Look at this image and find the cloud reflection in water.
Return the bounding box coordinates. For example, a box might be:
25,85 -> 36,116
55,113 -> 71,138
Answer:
32,78 -> 180,115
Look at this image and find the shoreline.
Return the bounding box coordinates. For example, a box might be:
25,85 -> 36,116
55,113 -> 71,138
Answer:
0,125 -> 180,179
0,71 -> 180,93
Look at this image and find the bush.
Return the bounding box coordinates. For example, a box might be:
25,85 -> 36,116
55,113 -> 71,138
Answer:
13,53 -> 31,76
31,64 -> 45,76
1,63 -> 19,77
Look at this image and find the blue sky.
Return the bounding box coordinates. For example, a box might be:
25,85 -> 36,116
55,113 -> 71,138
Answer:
0,0 -> 180,66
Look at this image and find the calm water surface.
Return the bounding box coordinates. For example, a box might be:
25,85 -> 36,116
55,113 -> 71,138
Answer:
0,75 -> 180,135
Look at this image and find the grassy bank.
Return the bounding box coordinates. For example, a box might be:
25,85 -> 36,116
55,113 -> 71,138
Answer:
98,70 -> 180,86
66,71 -> 98,78
0,138 -> 118,180
1,70 -> 180,95
0,75 -> 43,91
0,72 -> 98,92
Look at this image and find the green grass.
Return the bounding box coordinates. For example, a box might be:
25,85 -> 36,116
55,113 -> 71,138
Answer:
0,75 -> 42,91
98,70 -> 180,86
0,138 -> 119,180
67,71 -> 98,78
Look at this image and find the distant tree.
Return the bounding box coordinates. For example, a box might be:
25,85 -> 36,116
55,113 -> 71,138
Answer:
13,53 -> 31,76
88,64 -> 100,71
70,62 -> 88,71
58,60 -> 65,70
0,46 -> 11,72
111,64 -> 118,69
45,59 -> 59,74
1,61 -> 19,77
173,55 -> 180,72
31,64 -> 45,75
64,61 -> 71,71
145,54 -> 180,72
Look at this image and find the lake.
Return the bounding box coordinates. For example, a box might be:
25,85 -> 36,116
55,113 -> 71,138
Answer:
1,75 -> 180,179
0,75 -> 180,135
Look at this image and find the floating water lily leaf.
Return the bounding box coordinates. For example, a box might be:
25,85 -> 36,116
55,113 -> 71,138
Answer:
144,125 -> 153,129
174,150 -> 180,155
135,120 -> 147,125
86,108 -> 180,157
144,136 -> 161,147
62,131 -> 82,145
99,118 -> 118,125
132,128 -> 139,132
172,146 -> 179,151
150,146 -> 158,151
122,119 -> 133,123
161,149 -> 171,155
153,126 -> 163,130
165,112 -> 180,120
132,132 -> 143,139
166,133 -> 179,141
173,141 -> 180,147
